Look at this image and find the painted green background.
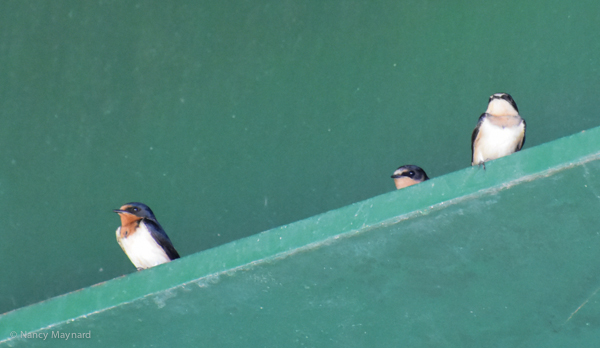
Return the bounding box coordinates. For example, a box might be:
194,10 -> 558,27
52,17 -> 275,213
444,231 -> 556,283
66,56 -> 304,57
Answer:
1,0 -> 599,314
2,126 -> 600,347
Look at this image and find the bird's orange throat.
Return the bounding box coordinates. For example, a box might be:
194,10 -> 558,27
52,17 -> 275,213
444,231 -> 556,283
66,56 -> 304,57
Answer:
117,213 -> 142,239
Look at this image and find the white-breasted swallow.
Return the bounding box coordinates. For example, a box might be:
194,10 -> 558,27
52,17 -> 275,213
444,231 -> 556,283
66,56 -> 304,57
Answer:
471,93 -> 526,166
114,202 -> 180,270
391,165 -> 429,189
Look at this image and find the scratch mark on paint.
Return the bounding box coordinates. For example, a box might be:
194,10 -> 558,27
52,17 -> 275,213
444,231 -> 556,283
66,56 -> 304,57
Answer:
566,286 -> 600,323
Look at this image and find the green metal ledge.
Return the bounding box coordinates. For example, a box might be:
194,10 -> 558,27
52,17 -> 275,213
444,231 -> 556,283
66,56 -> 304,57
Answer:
2,126 -> 600,346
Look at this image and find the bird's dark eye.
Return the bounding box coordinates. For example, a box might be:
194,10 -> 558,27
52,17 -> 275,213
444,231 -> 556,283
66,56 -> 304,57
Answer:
132,207 -> 139,212
408,171 -> 415,177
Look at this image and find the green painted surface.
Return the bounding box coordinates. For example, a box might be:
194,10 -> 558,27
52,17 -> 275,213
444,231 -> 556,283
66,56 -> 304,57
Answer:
1,0 -> 600,336
1,126 -> 600,346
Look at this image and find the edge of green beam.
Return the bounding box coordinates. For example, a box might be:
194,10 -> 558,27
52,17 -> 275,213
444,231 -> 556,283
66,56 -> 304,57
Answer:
2,127 -> 600,341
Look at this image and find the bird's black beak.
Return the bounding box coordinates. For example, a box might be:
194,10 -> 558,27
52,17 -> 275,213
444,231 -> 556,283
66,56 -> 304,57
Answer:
391,174 -> 402,179
113,209 -> 126,214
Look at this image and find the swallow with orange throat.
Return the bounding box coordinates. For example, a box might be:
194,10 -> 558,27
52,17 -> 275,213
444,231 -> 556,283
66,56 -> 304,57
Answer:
114,202 -> 180,270
391,165 -> 429,189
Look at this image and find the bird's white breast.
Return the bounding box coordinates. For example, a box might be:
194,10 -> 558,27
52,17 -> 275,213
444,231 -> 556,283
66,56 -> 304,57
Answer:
473,116 -> 524,165
116,222 -> 171,269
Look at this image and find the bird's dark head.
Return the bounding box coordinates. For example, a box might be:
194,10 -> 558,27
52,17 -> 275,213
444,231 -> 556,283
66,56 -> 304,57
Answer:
487,93 -> 519,115
391,165 -> 429,189
113,202 -> 157,222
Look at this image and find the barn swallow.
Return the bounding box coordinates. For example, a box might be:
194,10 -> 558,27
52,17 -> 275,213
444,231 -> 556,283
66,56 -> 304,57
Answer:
471,93 -> 526,166
391,165 -> 429,189
114,202 -> 180,270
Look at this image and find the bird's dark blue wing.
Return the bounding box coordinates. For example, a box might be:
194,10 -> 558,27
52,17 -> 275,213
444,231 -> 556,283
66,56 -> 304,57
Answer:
144,220 -> 180,260
471,113 -> 486,163
516,119 -> 526,151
